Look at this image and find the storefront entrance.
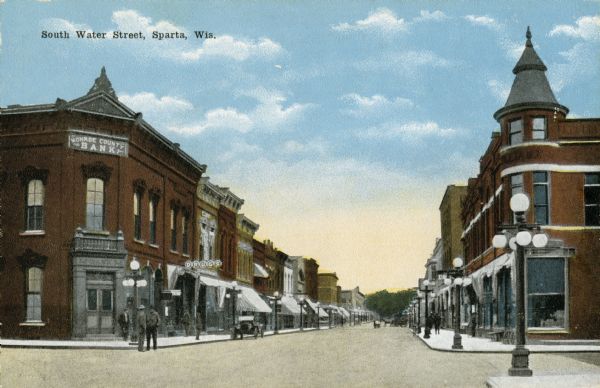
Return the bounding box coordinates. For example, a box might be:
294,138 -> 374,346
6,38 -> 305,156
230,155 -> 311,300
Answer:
86,272 -> 115,335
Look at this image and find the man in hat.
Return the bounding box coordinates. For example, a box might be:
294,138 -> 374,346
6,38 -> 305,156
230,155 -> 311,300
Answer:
146,305 -> 160,351
136,305 -> 146,352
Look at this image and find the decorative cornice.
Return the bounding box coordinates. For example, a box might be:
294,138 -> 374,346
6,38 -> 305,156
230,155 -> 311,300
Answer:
17,248 -> 48,270
18,166 -> 49,186
81,161 -> 112,183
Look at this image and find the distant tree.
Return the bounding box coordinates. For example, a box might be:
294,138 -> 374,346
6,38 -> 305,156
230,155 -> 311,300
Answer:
365,289 -> 416,318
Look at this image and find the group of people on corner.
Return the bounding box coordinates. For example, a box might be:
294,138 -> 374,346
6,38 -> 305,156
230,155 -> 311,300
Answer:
117,306 -> 205,351
426,312 -> 442,334
117,305 -> 161,352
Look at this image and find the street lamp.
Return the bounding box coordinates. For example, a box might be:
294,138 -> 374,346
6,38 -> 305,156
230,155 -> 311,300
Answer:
421,280 -> 435,339
122,257 -> 147,342
443,256 -> 464,350
272,291 -> 282,334
226,281 -> 241,335
316,302 -> 321,330
493,192 -> 548,377
415,292 -> 422,334
297,296 -> 306,331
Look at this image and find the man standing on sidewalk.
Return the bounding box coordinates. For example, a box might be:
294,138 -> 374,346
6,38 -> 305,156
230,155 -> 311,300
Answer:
195,308 -> 203,340
146,305 -> 160,351
136,305 -> 146,352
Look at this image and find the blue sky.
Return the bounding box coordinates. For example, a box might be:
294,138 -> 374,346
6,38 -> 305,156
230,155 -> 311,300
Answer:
1,1 -> 599,292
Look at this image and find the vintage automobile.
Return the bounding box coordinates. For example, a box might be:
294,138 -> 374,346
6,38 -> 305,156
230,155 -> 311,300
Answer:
231,316 -> 264,339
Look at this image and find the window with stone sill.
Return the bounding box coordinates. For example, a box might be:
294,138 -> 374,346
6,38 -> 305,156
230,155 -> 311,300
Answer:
533,172 -> 549,225
532,117 -> 547,140
133,191 -> 142,240
149,199 -> 157,244
584,173 -> 600,226
509,119 -> 523,145
26,267 -> 43,322
86,178 -> 105,231
25,179 -> 44,231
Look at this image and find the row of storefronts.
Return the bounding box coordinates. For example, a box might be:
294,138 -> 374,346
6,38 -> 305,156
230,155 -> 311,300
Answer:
0,67 -> 373,339
412,29 -> 600,341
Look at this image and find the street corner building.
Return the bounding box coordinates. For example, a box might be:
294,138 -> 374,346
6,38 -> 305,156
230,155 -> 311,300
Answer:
459,28 -> 600,340
0,68 -> 206,339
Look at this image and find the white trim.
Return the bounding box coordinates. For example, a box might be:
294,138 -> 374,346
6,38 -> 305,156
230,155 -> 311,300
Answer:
500,141 -> 560,154
501,164 -> 600,177
20,230 -> 46,236
541,225 -> 600,231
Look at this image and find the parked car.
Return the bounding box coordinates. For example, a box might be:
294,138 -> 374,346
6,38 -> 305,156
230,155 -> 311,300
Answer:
232,316 -> 264,339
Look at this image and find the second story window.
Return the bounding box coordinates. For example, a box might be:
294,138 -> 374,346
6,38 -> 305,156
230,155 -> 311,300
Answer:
133,191 -> 142,240
25,179 -> 44,231
533,172 -> 549,225
86,178 -> 104,230
532,117 -> 546,140
584,173 -> 600,226
182,213 -> 189,255
149,199 -> 157,244
509,119 -> 523,145
170,208 -> 177,251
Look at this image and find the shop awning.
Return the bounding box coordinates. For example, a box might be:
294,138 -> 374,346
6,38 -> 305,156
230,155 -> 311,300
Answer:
167,264 -> 184,289
237,286 -> 272,314
279,295 -> 301,315
198,274 -> 232,288
339,307 -> 350,319
253,263 -> 269,278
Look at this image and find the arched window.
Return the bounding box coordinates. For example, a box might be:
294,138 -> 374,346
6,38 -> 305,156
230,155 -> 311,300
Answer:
26,267 -> 43,321
149,198 -> 157,244
26,180 -> 44,231
86,178 -> 104,230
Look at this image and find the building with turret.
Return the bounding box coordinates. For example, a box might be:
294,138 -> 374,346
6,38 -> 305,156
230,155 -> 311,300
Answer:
460,28 -> 600,340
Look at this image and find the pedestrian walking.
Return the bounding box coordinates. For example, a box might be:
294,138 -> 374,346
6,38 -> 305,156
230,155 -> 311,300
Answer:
136,305 -> 146,352
434,313 -> 441,334
195,308 -> 203,340
146,305 -> 160,351
118,308 -> 129,341
182,311 -> 192,336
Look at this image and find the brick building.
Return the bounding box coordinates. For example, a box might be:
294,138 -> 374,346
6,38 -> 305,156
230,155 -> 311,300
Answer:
304,258 -> 319,301
460,28 -> 600,339
0,68 -> 205,339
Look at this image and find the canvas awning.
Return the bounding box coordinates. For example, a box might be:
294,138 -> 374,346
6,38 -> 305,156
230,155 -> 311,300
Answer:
237,286 -> 272,314
339,307 -> 350,319
280,295 -> 301,315
253,263 -> 269,278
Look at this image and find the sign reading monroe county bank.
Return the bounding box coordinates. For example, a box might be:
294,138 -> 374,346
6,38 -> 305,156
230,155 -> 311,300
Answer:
68,130 -> 129,157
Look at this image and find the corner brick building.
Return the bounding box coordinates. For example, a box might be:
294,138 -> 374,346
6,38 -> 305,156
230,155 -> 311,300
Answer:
0,68 -> 205,339
460,29 -> 600,339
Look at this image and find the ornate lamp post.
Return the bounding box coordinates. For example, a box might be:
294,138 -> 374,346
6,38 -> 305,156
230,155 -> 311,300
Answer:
415,292 -> 422,334
272,291 -> 282,334
298,296 -> 306,331
444,257 -> 464,349
122,257 -> 147,342
493,193 -> 548,377
421,280 -> 435,339
316,302 -> 321,330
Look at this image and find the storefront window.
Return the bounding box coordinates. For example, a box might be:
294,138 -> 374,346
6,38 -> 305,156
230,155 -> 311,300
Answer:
497,269 -> 513,328
527,257 -> 565,328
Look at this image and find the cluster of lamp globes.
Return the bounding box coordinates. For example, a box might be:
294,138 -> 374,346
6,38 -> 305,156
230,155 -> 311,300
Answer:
492,193 -> 549,250
121,257 -> 148,288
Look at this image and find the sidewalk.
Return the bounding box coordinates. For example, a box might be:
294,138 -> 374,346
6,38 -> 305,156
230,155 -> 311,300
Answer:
0,327 -> 322,350
414,328 -> 600,353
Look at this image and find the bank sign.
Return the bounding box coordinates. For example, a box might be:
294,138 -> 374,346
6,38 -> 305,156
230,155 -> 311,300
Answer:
68,130 -> 129,157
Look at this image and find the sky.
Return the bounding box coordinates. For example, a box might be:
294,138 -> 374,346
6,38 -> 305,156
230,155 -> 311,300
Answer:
1,1 -> 599,293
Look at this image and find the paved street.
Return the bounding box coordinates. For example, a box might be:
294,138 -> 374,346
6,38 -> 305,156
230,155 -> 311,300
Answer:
3,326 -> 600,388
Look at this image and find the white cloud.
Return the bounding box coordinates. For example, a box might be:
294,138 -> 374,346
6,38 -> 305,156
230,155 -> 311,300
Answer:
414,10 -> 448,22
487,79 -> 510,103
120,92 -> 193,114
340,93 -> 413,117
550,15 -> 600,41
41,18 -> 92,35
356,121 -> 458,140
168,107 -> 252,135
181,35 -> 282,62
332,8 -> 408,34
167,88 -> 313,135
549,42 -> 599,93
464,15 -> 501,30
218,140 -> 262,162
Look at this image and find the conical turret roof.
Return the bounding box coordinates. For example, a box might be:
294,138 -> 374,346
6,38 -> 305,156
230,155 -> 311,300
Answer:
494,27 -> 568,121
